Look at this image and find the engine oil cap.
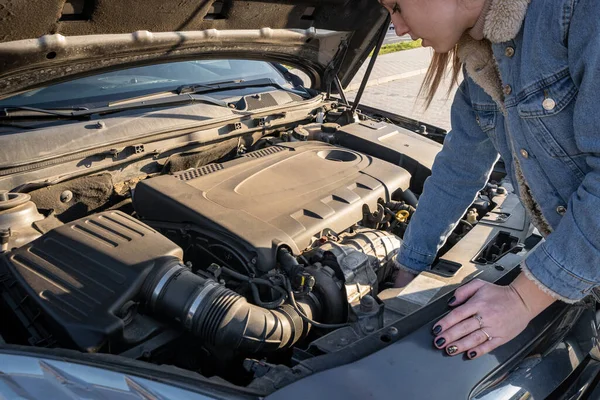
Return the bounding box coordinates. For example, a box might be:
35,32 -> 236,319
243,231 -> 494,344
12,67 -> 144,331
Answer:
292,126 -> 309,141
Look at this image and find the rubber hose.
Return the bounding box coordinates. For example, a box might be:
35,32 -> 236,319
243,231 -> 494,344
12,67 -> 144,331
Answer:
250,282 -> 288,309
277,247 -> 301,275
143,265 -> 318,353
401,189 -> 419,208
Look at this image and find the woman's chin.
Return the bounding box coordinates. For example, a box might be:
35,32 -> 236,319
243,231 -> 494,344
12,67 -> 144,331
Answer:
427,41 -> 453,53
422,39 -> 438,50
422,39 -> 440,50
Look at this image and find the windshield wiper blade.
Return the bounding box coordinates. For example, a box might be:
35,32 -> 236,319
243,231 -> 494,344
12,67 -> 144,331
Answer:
0,106 -> 89,119
0,121 -> 36,130
74,94 -> 230,118
0,95 -> 228,121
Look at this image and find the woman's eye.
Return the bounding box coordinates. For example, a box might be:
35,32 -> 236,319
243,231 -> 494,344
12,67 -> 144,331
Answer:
392,3 -> 401,14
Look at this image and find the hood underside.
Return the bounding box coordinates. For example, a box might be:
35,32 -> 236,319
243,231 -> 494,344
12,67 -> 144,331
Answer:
0,0 -> 387,98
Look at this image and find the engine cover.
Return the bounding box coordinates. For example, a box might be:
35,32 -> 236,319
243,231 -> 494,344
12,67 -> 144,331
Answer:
0,211 -> 183,352
134,142 -> 411,271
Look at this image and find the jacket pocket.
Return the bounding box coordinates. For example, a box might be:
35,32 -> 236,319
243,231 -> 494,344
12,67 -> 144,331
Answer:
517,71 -> 581,158
473,105 -> 499,148
474,109 -> 496,132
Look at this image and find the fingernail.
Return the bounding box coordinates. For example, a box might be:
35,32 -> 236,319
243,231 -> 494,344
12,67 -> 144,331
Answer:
469,351 -> 477,358
435,337 -> 446,347
447,345 -> 458,355
448,296 -> 456,305
432,325 -> 442,335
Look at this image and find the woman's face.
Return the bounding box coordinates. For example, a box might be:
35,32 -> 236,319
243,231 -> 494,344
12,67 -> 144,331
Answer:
379,0 -> 476,53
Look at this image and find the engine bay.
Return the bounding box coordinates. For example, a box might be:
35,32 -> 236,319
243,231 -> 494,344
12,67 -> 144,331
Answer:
0,105 -> 528,392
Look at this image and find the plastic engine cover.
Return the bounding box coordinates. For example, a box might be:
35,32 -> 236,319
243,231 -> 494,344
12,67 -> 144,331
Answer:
133,142 -> 411,271
0,211 -> 183,352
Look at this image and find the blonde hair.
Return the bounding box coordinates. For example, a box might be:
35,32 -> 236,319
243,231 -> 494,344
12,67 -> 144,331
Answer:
418,47 -> 463,109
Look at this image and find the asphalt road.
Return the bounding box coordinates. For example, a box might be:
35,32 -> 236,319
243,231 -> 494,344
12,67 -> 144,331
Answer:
345,48 -> 457,131
347,73 -> 456,131
292,47 -> 455,131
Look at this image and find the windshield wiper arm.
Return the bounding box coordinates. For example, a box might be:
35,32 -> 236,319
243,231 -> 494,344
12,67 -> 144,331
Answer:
176,79 -> 244,95
176,78 -> 309,97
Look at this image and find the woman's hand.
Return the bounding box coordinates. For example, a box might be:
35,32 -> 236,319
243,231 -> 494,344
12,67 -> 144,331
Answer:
432,273 -> 555,359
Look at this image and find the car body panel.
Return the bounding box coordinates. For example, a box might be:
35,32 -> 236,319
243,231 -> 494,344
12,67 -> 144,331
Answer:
266,295 -> 594,400
0,352 -> 243,400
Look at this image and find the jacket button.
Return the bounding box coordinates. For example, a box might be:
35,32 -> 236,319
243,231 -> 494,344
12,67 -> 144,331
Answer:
556,206 -> 567,216
505,47 -> 515,58
503,85 -> 512,95
542,98 -> 556,111
520,149 -> 529,159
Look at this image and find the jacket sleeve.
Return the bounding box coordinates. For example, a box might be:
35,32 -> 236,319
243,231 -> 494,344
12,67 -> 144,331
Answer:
395,75 -> 500,274
521,0 -> 600,303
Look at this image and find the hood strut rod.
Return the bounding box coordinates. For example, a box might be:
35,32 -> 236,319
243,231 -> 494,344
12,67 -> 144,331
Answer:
334,76 -> 349,106
350,15 -> 391,114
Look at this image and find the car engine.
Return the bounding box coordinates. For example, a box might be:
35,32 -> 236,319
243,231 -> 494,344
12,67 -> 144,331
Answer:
133,141 -> 410,272
0,122 -> 488,387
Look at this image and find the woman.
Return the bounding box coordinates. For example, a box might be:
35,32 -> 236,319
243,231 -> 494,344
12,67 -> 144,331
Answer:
379,0 -> 600,359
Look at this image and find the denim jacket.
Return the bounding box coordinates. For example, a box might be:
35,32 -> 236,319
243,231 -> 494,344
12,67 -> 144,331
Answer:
395,0 -> 600,303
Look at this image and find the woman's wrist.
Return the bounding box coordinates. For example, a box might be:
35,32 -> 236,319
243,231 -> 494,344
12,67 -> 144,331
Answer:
509,272 -> 556,319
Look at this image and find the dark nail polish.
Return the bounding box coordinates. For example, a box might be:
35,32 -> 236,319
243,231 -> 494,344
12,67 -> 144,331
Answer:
447,345 -> 458,355
448,296 -> 456,305
435,337 -> 446,347
432,325 -> 442,335
469,351 -> 477,358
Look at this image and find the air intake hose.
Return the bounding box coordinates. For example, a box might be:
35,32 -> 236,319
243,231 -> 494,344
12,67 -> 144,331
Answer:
142,263 -> 317,353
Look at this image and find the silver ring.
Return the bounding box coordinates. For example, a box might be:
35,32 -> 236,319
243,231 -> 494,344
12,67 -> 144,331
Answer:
184,281 -> 219,330
480,329 -> 493,341
151,263 -> 185,310
474,314 -> 483,328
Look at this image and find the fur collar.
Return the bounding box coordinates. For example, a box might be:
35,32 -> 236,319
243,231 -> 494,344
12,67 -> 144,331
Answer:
483,0 -> 531,43
457,36 -> 505,107
457,0 -> 531,108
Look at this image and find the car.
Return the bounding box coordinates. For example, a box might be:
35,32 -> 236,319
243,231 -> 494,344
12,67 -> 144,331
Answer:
0,1 -> 599,399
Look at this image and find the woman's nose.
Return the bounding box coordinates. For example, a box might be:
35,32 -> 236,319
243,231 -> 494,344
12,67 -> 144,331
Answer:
392,15 -> 410,36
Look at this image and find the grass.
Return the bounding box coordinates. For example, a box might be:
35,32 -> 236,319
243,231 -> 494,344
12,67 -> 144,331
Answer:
370,39 -> 422,57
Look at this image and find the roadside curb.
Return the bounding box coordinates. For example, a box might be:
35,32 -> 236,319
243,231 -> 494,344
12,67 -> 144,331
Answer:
346,68 -> 429,92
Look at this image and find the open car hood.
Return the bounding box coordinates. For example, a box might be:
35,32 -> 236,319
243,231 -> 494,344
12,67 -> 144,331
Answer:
0,0 -> 388,99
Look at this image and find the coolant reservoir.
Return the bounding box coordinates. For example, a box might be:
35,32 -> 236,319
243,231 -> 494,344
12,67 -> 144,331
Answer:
0,190 -> 44,252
